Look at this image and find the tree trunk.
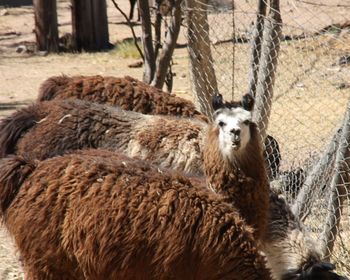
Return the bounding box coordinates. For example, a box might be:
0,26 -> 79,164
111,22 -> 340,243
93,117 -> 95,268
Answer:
71,0 -> 110,52
292,128 -> 341,220
247,0 -> 267,98
253,0 -> 282,142
186,0 -> 219,120
154,0 -> 163,59
151,0 -> 182,90
320,104 -> 350,260
33,0 -> 59,52
139,0 -> 156,84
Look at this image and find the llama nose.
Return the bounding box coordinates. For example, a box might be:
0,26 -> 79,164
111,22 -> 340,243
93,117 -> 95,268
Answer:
230,128 -> 241,137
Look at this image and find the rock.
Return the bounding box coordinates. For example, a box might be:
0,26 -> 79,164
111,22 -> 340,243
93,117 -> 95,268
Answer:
128,61 -> 143,68
336,82 -> 350,90
15,45 -> 27,53
0,9 -> 9,16
338,54 -> 350,66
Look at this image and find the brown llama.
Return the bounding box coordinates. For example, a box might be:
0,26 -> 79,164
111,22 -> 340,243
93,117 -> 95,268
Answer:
0,94 -> 269,241
37,74 -> 280,178
37,75 -> 208,122
0,149 -> 272,280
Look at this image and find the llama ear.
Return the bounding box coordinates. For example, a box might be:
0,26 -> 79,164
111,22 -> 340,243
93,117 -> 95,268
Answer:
212,94 -> 224,111
241,94 -> 254,111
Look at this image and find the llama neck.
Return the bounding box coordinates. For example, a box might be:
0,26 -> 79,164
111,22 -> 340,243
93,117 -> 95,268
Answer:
203,125 -> 270,240
203,126 -> 267,192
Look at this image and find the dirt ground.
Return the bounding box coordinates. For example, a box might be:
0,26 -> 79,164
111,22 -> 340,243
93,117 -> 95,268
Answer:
0,0 -> 350,279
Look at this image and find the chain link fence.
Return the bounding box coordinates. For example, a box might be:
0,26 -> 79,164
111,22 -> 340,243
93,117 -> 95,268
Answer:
183,0 -> 350,275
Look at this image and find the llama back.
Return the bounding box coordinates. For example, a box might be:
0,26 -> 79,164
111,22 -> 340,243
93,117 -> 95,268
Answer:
37,75 -> 71,101
128,115 -> 206,175
0,103 -> 48,158
37,75 -> 208,122
0,155 -> 36,215
3,99 -> 207,175
1,149 -> 272,280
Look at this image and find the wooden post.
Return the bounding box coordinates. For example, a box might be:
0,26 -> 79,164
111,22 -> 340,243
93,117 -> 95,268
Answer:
33,0 -> 59,52
247,0 -> 267,98
253,0 -> 282,143
186,0 -> 219,120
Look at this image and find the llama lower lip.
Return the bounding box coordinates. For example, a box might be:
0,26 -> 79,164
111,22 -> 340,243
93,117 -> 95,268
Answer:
232,142 -> 240,150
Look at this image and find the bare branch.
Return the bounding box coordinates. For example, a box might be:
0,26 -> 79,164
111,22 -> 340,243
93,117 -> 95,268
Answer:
151,0 -> 182,89
110,0 -> 144,61
154,1 -> 162,59
139,0 -> 156,83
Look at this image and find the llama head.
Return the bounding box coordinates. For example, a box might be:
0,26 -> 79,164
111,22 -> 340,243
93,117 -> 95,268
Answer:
212,93 -> 254,161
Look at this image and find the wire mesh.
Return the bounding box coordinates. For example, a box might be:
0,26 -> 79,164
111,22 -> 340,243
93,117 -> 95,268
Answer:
183,0 -> 350,275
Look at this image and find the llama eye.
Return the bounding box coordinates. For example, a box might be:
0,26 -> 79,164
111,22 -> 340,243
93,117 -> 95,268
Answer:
218,121 -> 225,127
243,120 -> 250,125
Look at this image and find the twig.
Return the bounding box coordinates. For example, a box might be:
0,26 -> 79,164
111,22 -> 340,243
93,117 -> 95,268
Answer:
110,0 -> 144,61
296,0 -> 350,8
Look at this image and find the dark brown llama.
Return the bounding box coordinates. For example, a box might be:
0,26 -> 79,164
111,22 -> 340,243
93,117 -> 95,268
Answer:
37,75 -> 208,122
0,149 -> 272,280
0,99 -> 207,175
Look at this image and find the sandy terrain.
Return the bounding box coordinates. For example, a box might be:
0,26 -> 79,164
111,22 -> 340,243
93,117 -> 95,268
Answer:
0,0 -> 350,278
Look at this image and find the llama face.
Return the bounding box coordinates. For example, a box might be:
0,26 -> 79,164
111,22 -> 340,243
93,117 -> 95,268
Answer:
214,107 -> 252,160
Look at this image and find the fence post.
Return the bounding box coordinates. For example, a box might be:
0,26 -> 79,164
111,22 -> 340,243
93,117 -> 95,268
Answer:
253,0 -> 282,142
186,0 -> 219,119
247,0 -> 267,98
320,102 -> 350,260
292,128 -> 341,220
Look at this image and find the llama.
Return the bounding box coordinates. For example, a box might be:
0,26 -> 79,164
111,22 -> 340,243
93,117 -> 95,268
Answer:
0,94 -> 269,240
264,191 -> 348,280
203,93 -> 270,241
0,99 -> 207,175
37,75 -> 208,122
0,149 -> 272,280
37,74 -> 281,176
